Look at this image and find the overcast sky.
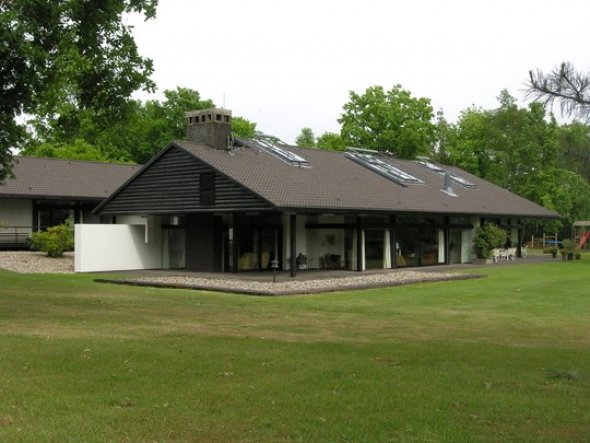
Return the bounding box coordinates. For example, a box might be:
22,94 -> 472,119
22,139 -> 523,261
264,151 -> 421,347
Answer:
127,0 -> 590,144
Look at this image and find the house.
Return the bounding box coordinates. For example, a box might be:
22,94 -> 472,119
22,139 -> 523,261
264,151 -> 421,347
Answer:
75,108 -> 558,273
0,156 -> 139,248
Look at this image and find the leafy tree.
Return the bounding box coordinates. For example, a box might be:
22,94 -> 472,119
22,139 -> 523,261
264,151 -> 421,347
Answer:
24,87 -> 215,164
445,90 -> 590,235
126,88 -> 213,163
446,91 -> 559,194
527,62 -> 590,119
432,110 -> 454,163
527,167 -> 590,233
295,127 -> 316,147
316,132 -> 347,151
339,85 -> 436,158
28,139 -> 110,162
0,0 -> 157,182
473,222 -> 507,259
231,116 -> 257,139
23,87 -> 262,164
557,122 -> 590,183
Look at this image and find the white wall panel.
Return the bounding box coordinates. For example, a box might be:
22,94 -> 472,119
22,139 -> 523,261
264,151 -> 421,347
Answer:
75,224 -> 162,272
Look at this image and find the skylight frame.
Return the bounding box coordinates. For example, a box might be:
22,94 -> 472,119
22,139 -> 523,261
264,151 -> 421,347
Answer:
345,150 -> 424,187
251,139 -> 311,168
416,159 -> 477,189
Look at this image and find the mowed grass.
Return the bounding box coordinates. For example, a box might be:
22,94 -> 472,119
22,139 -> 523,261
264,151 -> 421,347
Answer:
1,260 -> 589,442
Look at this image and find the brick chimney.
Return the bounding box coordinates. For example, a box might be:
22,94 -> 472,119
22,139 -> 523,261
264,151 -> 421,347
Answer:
186,108 -> 232,150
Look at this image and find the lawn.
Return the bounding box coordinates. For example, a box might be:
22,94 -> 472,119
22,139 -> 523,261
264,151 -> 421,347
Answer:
0,260 -> 589,442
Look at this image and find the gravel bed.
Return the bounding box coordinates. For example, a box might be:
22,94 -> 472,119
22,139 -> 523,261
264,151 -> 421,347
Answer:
101,271 -> 480,296
0,251 -> 74,274
0,250 -> 479,295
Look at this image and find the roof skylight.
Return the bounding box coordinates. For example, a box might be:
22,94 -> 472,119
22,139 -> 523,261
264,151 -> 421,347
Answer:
346,149 -> 424,187
248,138 -> 311,168
416,159 -> 477,189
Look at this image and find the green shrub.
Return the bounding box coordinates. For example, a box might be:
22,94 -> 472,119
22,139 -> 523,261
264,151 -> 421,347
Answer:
562,238 -> 575,253
30,223 -> 74,257
473,222 -> 507,259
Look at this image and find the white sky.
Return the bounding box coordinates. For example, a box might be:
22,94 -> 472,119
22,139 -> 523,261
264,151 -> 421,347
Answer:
127,0 -> 590,144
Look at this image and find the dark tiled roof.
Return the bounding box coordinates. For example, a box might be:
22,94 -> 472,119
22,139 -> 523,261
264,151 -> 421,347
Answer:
174,140 -> 558,219
0,156 -> 139,200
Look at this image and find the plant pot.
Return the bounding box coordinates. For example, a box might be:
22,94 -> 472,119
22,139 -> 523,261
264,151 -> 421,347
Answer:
567,252 -> 575,260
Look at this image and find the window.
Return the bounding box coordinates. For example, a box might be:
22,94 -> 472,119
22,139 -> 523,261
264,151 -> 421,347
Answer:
249,138 -> 311,167
200,172 -> 215,206
416,159 -> 477,189
345,149 -> 424,187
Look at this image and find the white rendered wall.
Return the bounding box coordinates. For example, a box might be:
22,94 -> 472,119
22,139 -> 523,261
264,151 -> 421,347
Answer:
75,224 -> 162,272
438,229 -> 445,264
117,215 -> 146,224
0,199 -> 32,231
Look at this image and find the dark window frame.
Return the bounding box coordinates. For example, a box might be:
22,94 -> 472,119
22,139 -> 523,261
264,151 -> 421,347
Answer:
200,172 -> 216,206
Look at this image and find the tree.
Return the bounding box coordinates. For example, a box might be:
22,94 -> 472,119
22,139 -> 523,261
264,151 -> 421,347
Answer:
338,85 -> 436,158
316,132 -> 347,151
23,87 -> 260,164
473,222 -> 507,259
231,116 -> 257,139
295,127 -> 316,147
557,122 -> 590,183
527,62 -> 590,120
28,139 -> 110,162
445,91 -> 559,194
23,87 -> 214,164
126,87 -> 213,163
445,90 -> 590,235
0,0 -> 157,181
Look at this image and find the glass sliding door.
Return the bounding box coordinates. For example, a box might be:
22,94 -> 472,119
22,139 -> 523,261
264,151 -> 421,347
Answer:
395,225 -> 440,268
364,229 -> 385,269
237,226 -> 281,271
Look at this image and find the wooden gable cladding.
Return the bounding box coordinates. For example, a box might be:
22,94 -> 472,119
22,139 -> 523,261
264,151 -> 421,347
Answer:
98,145 -> 273,214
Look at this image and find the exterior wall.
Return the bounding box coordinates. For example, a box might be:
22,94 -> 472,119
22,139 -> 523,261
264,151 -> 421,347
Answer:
0,199 -> 33,247
117,214 -> 146,225
306,215 -> 346,269
75,223 -> 162,272
0,198 -> 32,231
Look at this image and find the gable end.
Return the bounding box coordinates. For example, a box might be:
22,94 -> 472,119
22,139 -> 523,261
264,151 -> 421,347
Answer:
97,145 -> 273,215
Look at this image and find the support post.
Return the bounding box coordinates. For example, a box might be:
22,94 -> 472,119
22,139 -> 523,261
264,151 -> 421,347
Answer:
74,201 -> 81,224
389,215 -> 397,269
517,219 -> 522,258
32,200 -> 38,231
444,216 -> 450,265
232,213 -> 239,273
290,214 -> 297,277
